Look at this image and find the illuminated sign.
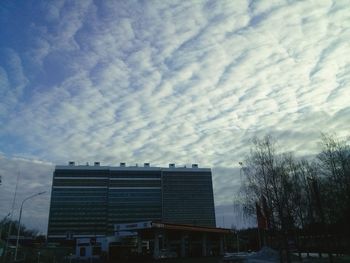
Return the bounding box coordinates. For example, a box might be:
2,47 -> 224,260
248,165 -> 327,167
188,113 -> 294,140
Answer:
114,221 -> 152,231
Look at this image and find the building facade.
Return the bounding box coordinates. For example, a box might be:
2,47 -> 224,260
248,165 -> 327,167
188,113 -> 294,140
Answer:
47,162 -> 216,241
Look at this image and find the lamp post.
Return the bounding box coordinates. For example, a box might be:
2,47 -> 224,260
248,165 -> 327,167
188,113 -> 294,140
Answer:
14,191 -> 46,261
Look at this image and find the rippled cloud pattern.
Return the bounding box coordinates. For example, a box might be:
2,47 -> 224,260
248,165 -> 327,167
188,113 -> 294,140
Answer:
0,0 -> 349,231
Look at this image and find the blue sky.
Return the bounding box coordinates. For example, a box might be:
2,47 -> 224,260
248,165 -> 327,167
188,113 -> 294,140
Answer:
1,0 -> 349,233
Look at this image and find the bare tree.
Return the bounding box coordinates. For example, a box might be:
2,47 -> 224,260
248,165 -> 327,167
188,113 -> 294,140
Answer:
240,136 -> 297,263
240,133 -> 350,260
317,133 -> 350,233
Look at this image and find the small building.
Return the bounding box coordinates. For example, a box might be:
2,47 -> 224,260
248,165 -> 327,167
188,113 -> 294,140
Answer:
75,236 -> 112,261
74,221 -> 233,261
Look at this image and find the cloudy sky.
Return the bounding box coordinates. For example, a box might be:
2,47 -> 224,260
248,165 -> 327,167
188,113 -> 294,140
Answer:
0,0 -> 349,233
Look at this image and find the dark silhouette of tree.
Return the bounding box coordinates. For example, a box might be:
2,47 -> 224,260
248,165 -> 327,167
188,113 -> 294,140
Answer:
240,136 -> 297,263
240,134 -> 350,262
0,217 -> 39,240
317,133 -> 350,235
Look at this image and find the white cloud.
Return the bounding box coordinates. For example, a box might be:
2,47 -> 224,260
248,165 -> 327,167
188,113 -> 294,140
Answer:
0,155 -> 53,234
0,48 -> 29,118
1,0 -> 350,230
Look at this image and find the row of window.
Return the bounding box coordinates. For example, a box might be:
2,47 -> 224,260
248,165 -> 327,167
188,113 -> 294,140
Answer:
49,231 -> 106,235
108,189 -> 161,193
49,229 -> 106,233
162,173 -> 211,177
54,170 -> 109,177
52,189 -> 160,195
49,222 -> 107,226
54,180 -> 162,186
109,217 -> 161,221
52,189 -> 107,193
49,214 -> 107,219
50,206 -> 106,210
109,218 -> 160,222
163,186 -> 212,190
54,181 -> 107,186
110,174 -> 161,178
163,178 -> 212,182
52,197 -> 162,202
107,193 -> 160,197
51,211 -> 107,216
108,206 -> 160,211
163,207 -> 215,212
107,199 -> 162,203
51,198 -> 107,202
53,176 -> 210,183
50,215 -> 106,219
110,171 -> 161,177
52,190 -> 107,194
163,194 -> 214,199
162,214 -> 215,219
52,194 -> 107,198
51,205 -> 107,210
163,217 -> 214,222
109,181 -> 161,187
51,202 -> 107,207
108,211 -> 161,215
163,196 -> 214,201
107,201 -> 162,206
55,171 -> 210,179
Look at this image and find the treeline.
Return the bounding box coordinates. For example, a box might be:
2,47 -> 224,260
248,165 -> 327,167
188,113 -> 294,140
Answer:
240,133 -> 350,260
0,218 -> 40,240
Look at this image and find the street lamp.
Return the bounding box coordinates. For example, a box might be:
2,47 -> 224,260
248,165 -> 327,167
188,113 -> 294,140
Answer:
14,191 -> 46,261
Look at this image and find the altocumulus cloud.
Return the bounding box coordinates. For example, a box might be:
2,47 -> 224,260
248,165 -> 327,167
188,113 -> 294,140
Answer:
0,0 -> 350,231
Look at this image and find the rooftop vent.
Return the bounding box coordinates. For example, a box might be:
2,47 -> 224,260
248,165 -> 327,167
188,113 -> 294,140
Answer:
68,161 -> 75,166
169,163 -> 175,168
120,162 -> 126,167
144,163 -> 150,167
94,162 -> 100,166
192,164 -> 198,168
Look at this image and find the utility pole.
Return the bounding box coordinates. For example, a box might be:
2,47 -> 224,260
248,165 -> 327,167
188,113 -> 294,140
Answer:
4,171 -> 20,261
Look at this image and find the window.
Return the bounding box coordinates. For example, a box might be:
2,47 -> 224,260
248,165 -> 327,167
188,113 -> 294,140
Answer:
93,246 -> 102,255
80,247 -> 86,257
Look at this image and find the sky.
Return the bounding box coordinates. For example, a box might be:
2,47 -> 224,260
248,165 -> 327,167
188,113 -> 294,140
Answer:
0,0 -> 349,234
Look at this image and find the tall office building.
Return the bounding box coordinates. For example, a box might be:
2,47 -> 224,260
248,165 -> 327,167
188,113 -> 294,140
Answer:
47,162 -> 216,240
